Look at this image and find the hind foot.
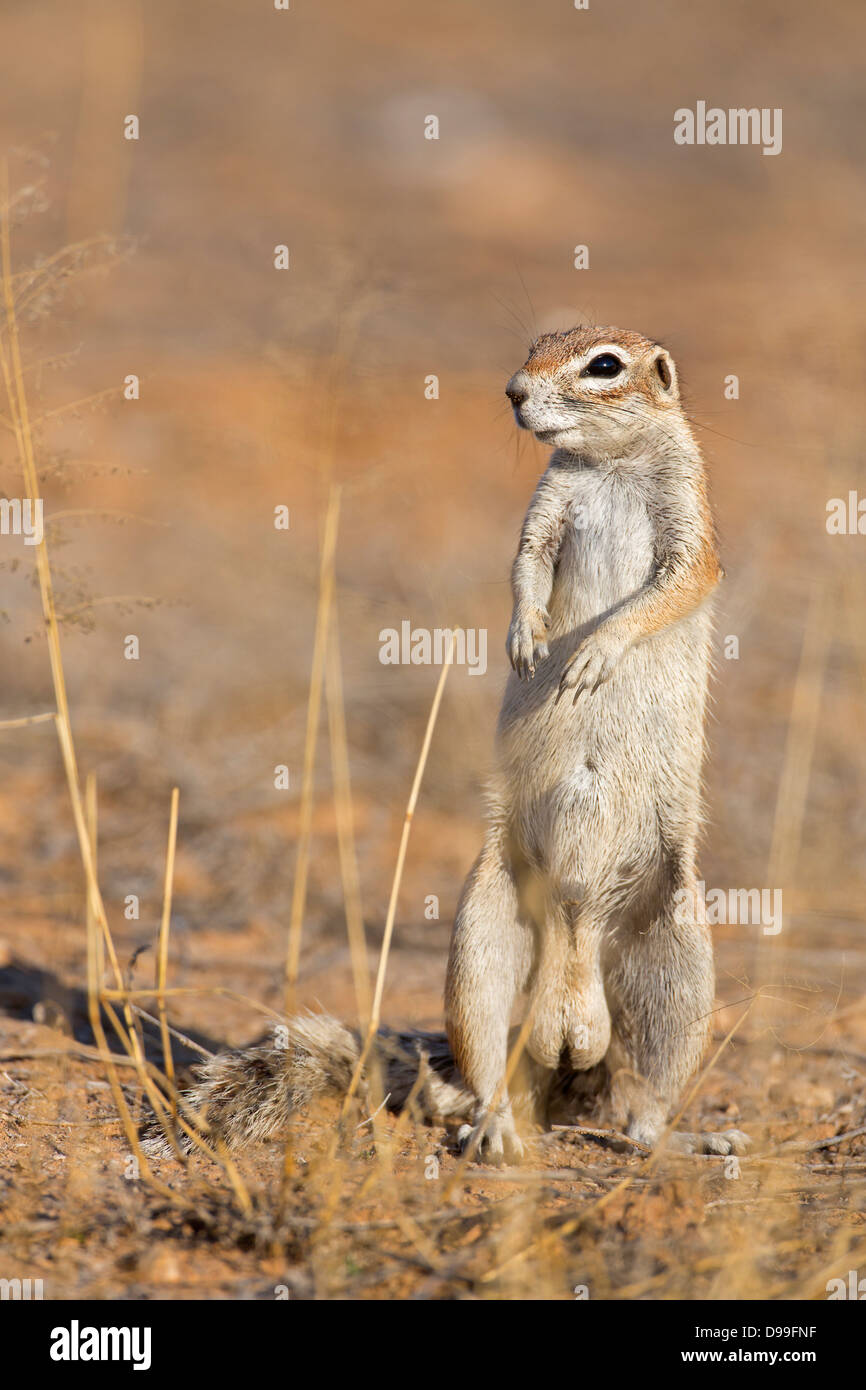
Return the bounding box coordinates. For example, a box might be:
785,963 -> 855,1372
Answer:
665,1129 -> 751,1156
457,1110 -> 524,1166
613,1091 -> 751,1157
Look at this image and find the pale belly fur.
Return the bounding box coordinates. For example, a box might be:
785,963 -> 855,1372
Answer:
496,469 -> 711,892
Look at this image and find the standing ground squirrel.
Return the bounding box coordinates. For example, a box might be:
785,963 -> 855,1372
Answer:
144,325 -> 748,1163
446,324 -> 746,1160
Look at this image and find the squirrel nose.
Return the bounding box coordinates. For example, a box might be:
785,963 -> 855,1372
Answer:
506,374 -> 529,408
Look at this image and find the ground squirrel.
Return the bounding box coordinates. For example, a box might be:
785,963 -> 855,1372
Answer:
144,325 -> 747,1164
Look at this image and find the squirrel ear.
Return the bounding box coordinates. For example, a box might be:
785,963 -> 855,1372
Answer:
653,350 -> 676,394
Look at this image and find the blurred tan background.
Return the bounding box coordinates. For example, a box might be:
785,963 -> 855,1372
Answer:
0,0 -> 864,1048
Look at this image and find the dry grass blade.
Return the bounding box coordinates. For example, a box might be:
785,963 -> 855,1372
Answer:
326,594 -> 371,1026
82,838 -> 166,1191
130,1005 -> 215,1061
100,984 -> 289,1025
85,772 -> 102,1007
31,385 -> 121,427
284,483 -> 342,1011
157,787 -> 180,1110
341,629 -> 460,1119
0,711 -> 56,729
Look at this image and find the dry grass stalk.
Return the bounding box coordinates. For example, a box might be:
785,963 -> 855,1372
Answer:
306,631 -> 460,1248
130,1006 -> 214,1060
326,596 -> 371,1027
100,984 -> 288,1025
157,787 -> 180,1108
84,772 -> 104,1016
85,773 -> 97,923
340,629 -> 459,1120
0,711 -> 56,729
82,843 -> 167,1191
284,482 -> 342,1011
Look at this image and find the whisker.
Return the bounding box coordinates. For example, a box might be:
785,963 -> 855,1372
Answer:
491,292 -> 532,350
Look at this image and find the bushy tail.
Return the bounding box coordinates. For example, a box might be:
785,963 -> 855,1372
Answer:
142,1012 -> 475,1156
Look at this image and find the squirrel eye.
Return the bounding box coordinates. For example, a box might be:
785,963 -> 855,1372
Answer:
582,353 -> 622,378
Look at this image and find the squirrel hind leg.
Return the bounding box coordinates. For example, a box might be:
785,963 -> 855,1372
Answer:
455,1039 -> 556,1165
601,882 -> 717,1152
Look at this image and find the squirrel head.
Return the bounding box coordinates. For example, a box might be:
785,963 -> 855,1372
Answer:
505,326 -> 684,459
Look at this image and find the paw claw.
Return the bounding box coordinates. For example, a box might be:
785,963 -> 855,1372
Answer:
507,607 -> 550,682
458,1113 -> 524,1165
558,630 -> 626,703
667,1128 -> 751,1157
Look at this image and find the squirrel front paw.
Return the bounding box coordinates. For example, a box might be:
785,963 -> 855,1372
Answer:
556,628 -> 627,703
507,605 -> 550,680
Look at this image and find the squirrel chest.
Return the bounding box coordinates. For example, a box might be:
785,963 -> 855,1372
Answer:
550,470 -> 656,633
